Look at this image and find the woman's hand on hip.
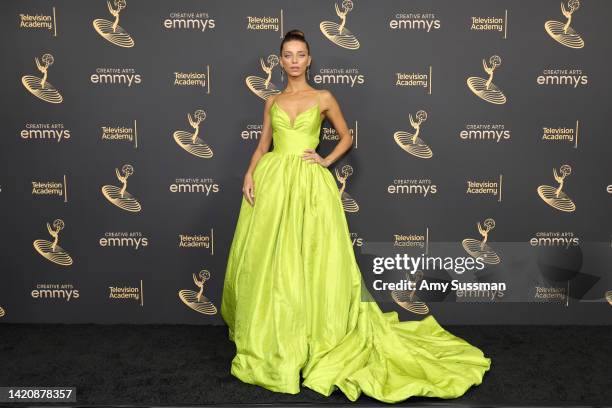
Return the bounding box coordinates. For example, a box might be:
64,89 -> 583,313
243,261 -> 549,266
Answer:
302,149 -> 329,167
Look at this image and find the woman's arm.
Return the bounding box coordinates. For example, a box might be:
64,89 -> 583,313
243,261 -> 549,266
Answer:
244,96 -> 276,176
242,95 -> 276,206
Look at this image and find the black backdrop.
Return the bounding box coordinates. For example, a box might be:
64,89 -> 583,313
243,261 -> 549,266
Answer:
1,0 -> 610,325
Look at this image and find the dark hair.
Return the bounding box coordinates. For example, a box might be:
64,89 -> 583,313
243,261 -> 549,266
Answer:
280,29 -> 310,55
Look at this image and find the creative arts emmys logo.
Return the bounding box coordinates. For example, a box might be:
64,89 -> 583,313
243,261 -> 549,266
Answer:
245,54 -> 282,99
101,164 -> 142,212
462,218 -> 500,264
393,110 -> 432,159
93,0 -> 135,47
163,11 -> 216,32
173,109 -> 214,158
178,269 -> 218,315
21,53 -> 63,103
537,164 -> 576,212
33,218 -> 73,266
545,0 -> 584,49
20,123 -> 72,143
335,165 -> 359,212
391,270 -> 430,315
467,55 -> 506,104
320,0 -> 360,50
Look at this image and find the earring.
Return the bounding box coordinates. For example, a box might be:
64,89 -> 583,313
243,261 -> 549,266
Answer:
281,67 -> 284,82
307,65 -> 310,80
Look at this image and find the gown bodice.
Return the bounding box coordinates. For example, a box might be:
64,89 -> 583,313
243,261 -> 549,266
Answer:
270,101 -> 324,155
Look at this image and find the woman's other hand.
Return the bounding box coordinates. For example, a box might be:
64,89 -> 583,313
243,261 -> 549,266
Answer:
242,173 -> 255,206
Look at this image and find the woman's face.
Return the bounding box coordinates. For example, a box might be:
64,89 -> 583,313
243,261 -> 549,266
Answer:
281,40 -> 311,78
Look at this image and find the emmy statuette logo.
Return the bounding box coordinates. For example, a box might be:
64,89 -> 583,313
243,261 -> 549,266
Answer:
544,0 -> 584,49
245,54 -> 282,100
467,55 -> 507,104
33,218 -> 73,266
462,218 -> 501,264
173,109 -> 214,158
335,164 -> 359,212
93,0 -> 135,47
320,0 -> 360,50
21,53 -> 63,104
537,164 -> 576,212
393,110 -> 432,159
101,164 -> 142,212
391,270 -> 430,315
178,269 -> 218,315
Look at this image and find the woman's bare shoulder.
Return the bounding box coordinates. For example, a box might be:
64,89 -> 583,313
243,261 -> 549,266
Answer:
265,94 -> 279,112
316,89 -> 336,111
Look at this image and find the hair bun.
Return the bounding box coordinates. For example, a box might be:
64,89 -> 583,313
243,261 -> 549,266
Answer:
285,29 -> 305,39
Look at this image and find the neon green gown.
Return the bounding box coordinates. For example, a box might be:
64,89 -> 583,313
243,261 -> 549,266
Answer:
220,100 -> 492,403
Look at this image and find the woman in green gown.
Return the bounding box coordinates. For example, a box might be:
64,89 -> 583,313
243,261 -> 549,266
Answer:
221,29 -> 491,403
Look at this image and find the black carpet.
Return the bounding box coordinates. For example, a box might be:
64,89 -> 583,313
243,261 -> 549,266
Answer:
0,323 -> 610,407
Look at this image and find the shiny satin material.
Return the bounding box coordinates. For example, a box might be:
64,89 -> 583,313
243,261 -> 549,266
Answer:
220,100 -> 492,403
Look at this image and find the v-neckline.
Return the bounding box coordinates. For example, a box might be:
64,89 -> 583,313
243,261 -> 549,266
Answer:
273,101 -> 320,128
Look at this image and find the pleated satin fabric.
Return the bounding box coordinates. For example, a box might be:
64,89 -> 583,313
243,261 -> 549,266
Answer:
220,100 -> 492,403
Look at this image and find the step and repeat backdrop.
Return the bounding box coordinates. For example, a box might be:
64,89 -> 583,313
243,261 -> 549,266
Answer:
0,0 -> 610,325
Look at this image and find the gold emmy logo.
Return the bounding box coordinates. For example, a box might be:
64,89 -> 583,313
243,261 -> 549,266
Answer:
462,218 -> 501,264
21,53 -> 63,104
467,55 -> 506,104
173,110 -> 213,158
93,0 -> 135,48
0,306 -> 5,318
33,218 -> 73,266
320,0 -> 360,49
393,110 -> 432,159
335,164 -> 359,212
101,164 -> 142,212
537,164 -> 576,212
391,270 -> 430,315
245,54 -> 282,100
545,0 -> 584,49
178,269 -> 218,315
605,290 -> 612,306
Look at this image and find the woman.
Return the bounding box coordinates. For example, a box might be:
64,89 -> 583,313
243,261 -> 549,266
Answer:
221,29 -> 491,403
